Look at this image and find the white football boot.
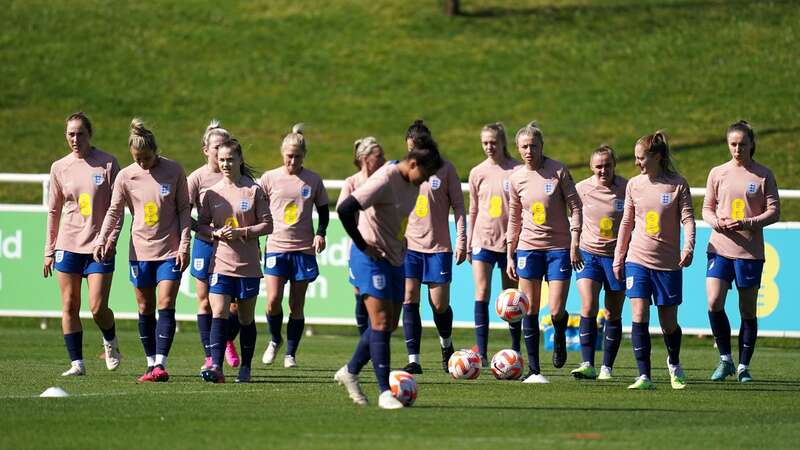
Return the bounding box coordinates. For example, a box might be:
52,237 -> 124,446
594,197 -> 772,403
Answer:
334,365 -> 367,405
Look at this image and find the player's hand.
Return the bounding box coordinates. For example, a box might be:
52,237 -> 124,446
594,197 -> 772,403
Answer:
93,245 -> 106,264
214,225 -> 233,240
612,263 -> 624,281
506,259 -> 518,281
176,252 -> 189,272
466,252 -> 472,264
43,256 -> 54,278
726,220 -> 744,231
678,250 -> 693,268
455,248 -> 466,265
570,243 -> 583,271
313,235 -> 326,254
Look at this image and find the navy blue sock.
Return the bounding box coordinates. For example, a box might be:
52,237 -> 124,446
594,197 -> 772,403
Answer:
100,323 -> 116,342
64,331 -> 83,362
523,315 -> 540,374
602,319 -> 623,368
432,305 -> 453,340
227,312 -> 241,341
708,310 -> 732,356
509,321 -> 522,353
267,312 -> 284,344
474,301 -> 489,357
239,321 -> 257,368
138,313 -> 157,357
355,294 -> 369,335
369,329 -> 391,392
631,322 -> 651,378
552,311 -> 569,338
197,313 -> 212,358
210,318 -> 227,367
579,316 -> 597,366
663,326 -> 682,366
739,318 -> 758,366
347,328 -> 371,374
403,303 -> 422,355
286,317 -> 305,357
155,309 -> 176,357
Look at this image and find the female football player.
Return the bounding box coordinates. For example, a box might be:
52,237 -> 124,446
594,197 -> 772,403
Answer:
506,121 -> 582,383
570,145 -> 627,380
336,137 -> 386,334
334,137 -> 443,409
44,112 -> 121,376
401,121 -> 467,374
613,131 -> 695,390
467,122 -> 522,365
260,124 -> 329,368
199,138 -> 272,383
94,118 -> 192,382
703,120 -> 779,383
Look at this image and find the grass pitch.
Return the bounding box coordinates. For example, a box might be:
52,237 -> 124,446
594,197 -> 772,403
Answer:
1,319 -> 799,450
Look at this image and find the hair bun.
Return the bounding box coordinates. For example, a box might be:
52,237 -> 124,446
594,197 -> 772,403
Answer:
130,118 -> 146,134
526,120 -> 539,128
291,123 -> 305,135
206,119 -> 221,132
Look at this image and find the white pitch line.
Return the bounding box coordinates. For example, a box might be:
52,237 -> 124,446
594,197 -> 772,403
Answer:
1,388 -> 263,400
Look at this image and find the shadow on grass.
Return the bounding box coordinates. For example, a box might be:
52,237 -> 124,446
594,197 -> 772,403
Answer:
412,404 -> 715,413
459,0 -> 795,19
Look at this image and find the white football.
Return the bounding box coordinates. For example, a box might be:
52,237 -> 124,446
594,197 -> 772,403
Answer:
495,288 -> 530,323
491,349 -> 524,380
389,370 -> 417,406
448,350 -> 482,380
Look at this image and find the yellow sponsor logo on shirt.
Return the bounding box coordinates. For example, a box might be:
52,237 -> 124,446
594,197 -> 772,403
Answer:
225,216 -> 239,228
415,195 -> 429,218
143,201 -> 159,227
731,198 -> 746,221
645,210 -> 660,235
532,201 -> 546,225
488,195 -> 503,219
599,216 -> 614,238
284,201 -> 298,225
78,193 -> 92,217
397,216 -> 409,240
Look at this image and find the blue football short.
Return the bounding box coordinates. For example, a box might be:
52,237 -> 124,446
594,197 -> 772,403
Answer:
516,249 -> 571,281
706,253 -> 764,290
264,251 -> 319,282
404,250 -> 453,284
129,258 -> 181,288
625,262 -> 682,306
575,249 -> 624,292
348,246 -> 404,303
54,250 -> 114,277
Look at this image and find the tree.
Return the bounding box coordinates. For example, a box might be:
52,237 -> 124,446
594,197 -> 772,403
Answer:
443,0 -> 460,16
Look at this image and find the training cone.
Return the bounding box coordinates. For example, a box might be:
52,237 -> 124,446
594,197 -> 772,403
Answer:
40,387 -> 70,398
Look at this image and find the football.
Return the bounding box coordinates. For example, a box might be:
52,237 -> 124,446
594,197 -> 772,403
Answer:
389,370 -> 418,406
490,349 -> 524,380
447,350 -> 482,379
495,288 -> 530,323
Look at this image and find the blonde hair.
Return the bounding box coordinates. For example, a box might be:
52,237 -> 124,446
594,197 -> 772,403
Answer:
128,118 -> 157,153
281,123 -> 306,153
514,121 -> 544,148
481,122 -> 510,159
202,119 -> 230,148
353,136 -> 381,168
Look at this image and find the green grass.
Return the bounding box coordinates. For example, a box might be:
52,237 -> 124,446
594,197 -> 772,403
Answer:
1,0 -> 799,217
1,318 -> 799,449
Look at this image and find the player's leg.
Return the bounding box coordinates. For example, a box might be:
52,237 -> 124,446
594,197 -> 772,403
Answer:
234,278 -> 260,382
285,279 -> 310,367
599,289 -> 625,379
428,282 -> 454,373
471,259 -> 493,364
57,271 -> 85,376
572,277 -> 600,379
402,276 -> 423,373
87,271 -> 119,371
263,274 -> 287,364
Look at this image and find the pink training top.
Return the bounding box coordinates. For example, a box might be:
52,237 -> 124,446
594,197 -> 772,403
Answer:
260,167 -> 329,255
467,158 -> 522,253
96,157 -> 192,261
576,175 -> 628,257
507,158 -> 582,251
187,164 -> 223,243
197,177 -> 272,278
350,163 -> 419,267
336,171 -> 368,209
45,148 -> 120,256
702,160 -> 780,260
406,159 -> 466,254
613,173 -> 696,271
